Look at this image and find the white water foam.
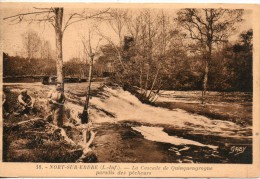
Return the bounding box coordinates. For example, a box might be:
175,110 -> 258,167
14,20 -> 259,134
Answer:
132,126 -> 218,149
90,87 -> 250,139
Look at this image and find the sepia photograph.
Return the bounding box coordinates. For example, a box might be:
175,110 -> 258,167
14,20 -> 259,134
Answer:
0,2 -> 259,177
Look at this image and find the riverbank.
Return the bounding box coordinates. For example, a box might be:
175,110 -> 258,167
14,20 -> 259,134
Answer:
156,91 -> 252,126
2,82 -> 252,163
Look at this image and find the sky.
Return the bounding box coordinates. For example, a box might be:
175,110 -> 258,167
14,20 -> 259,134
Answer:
0,5 -> 253,62
1,7 -> 109,61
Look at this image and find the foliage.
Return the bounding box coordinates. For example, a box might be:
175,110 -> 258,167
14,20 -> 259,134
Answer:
205,29 -> 253,92
64,57 -> 88,78
176,8 -> 244,103
3,9 -> 253,95
3,53 -> 56,76
94,15 -> 252,95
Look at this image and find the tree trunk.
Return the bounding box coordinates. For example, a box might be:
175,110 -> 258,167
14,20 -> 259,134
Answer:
81,55 -> 94,124
87,56 -> 94,109
202,60 -> 208,104
139,64 -> 143,94
54,8 -> 64,90
147,67 -> 160,100
143,66 -> 150,98
201,43 -> 211,104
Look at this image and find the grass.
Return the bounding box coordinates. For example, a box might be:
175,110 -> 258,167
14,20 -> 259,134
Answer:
2,86 -> 88,162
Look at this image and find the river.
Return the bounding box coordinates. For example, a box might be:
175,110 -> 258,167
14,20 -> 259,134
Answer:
3,82 -> 252,163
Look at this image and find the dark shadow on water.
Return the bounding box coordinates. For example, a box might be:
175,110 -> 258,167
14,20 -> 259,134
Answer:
93,121 -> 252,163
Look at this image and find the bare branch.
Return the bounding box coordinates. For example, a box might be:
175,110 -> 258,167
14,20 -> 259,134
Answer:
62,8 -> 110,33
3,10 -> 53,21
95,37 -> 102,52
33,7 -> 54,11
62,13 -> 80,33
95,26 -> 126,70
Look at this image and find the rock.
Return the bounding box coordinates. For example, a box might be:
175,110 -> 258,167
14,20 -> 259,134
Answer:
76,150 -> 98,163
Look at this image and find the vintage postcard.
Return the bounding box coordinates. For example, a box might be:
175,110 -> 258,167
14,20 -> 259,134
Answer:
0,2 -> 259,178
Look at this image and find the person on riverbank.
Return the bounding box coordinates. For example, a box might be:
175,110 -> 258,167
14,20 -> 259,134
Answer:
16,89 -> 35,116
2,87 -> 10,117
46,83 -> 65,127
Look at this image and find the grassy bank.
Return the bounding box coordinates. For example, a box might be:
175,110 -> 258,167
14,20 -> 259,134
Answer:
156,91 -> 252,126
2,83 -> 97,162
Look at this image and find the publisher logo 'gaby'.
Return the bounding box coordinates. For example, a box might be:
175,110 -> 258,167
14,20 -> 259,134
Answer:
230,146 -> 247,156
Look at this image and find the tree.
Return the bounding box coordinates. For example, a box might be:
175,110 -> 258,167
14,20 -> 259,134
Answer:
95,44 -> 117,77
176,8 -> 243,103
123,10 -> 187,102
40,39 -> 54,60
22,30 -> 41,61
3,53 -> 56,76
229,29 -> 253,91
4,7 -> 110,91
21,30 -> 54,74
64,57 -> 86,78
96,8 -> 128,77
96,9 -> 188,103
81,31 -> 102,123
207,46 -> 234,92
